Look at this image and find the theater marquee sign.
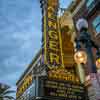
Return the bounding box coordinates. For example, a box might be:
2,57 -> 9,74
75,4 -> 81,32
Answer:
39,77 -> 85,100
43,0 -> 64,69
16,73 -> 32,98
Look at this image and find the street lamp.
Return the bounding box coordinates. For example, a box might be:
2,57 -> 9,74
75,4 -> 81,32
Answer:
74,17 -> 100,80
74,18 -> 100,73
74,18 -> 100,99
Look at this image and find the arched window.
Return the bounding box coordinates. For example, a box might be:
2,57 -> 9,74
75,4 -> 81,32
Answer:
92,15 -> 100,35
86,0 -> 95,11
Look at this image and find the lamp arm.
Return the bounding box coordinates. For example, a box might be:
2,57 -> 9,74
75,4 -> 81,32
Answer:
90,39 -> 99,50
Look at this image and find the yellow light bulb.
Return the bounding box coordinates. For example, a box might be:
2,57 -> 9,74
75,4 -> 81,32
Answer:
96,58 -> 100,69
74,50 -> 87,64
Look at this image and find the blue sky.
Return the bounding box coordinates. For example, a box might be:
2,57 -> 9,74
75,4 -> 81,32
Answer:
0,0 -> 72,95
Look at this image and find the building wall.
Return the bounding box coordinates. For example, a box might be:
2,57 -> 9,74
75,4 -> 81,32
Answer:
72,0 -> 100,46
70,0 -> 100,76
16,50 -> 47,99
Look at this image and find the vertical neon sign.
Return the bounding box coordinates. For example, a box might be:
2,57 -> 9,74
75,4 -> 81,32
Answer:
42,0 -> 64,69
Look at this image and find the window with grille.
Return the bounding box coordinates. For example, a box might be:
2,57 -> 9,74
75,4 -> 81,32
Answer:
92,15 -> 100,35
86,0 -> 95,12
